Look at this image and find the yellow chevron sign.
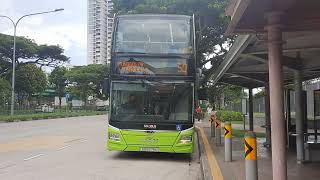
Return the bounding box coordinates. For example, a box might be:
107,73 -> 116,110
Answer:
224,124 -> 232,138
244,137 -> 257,160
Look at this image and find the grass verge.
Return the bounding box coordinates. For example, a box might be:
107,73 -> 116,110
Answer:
232,129 -> 266,138
254,112 -> 265,118
231,121 -> 243,125
0,111 -> 107,122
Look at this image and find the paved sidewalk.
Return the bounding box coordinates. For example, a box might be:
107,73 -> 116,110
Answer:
197,121 -> 320,180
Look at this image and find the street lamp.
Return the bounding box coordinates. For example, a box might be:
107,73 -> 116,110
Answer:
0,8 -> 64,116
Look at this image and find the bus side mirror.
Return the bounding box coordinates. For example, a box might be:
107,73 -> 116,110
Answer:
102,78 -> 110,94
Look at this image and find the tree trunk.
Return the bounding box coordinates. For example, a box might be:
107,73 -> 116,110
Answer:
220,92 -> 225,109
82,92 -> 87,111
84,98 -> 87,110
27,94 -> 32,109
59,96 -> 62,110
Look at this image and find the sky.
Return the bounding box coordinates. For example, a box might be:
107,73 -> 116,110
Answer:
0,0 -> 87,66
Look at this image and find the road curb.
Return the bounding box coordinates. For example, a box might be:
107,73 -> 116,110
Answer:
196,130 -> 210,180
196,126 -> 224,180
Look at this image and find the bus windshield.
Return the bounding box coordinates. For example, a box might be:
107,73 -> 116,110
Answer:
111,81 -> 193,122
115,16 -> 192,54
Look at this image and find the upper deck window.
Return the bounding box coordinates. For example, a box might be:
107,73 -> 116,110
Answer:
115,16 -> 191,54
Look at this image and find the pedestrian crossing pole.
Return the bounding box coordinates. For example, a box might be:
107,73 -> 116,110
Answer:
244,131 -> 258,180
224,122 -> 232,162
215,117 -> 221,145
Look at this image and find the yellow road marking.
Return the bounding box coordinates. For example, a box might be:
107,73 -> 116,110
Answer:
196,126 -> 224,180
0,136 -> 73,153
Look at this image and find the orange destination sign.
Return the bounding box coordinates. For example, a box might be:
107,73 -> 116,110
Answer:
118,61 -> 147,74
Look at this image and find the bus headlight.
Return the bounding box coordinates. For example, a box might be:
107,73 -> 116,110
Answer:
109,132 -> 120,141
179,135 -> 192,144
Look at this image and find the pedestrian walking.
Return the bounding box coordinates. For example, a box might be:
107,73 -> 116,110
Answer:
195,106 -> 202,122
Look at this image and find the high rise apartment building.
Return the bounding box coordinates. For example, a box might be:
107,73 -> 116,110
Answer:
87,0 -> 114,64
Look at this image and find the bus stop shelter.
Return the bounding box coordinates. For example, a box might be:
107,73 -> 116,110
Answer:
208,0 -> 320,179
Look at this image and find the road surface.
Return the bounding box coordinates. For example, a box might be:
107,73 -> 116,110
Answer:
0,115 -> 201,180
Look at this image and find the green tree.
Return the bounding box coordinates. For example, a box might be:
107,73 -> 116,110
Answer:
67,64 -> 110,107
49,66 -> 68,109
254,88 -> 266,99
15,64 -> 47,104
207,84 -> 226,109
0,78 -> 11,107
224,86 -> 244,104
207,83 -> 245,110
0,33 -> 69,78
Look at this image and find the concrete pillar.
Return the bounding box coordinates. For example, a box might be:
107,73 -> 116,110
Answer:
294,70 -> 304,163
265,12 -> 287,180
265,85 -> 272,148
249,88 -> 254,131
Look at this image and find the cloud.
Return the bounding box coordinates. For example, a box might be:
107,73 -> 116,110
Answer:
1,22 -> 87,66
24,16 -> 44,25
1,23 -> 87,51
0,0 -> 14,15
0,0 -> 88,65
204,62 -> 212,69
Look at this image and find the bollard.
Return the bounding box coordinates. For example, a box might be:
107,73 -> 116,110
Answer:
215,118 -> 221,145
244,131 -> 258,180
210,114 -> 215,137
224,122 -> 232,162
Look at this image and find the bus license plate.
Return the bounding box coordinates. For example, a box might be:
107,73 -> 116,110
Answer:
140,147 -> 160,152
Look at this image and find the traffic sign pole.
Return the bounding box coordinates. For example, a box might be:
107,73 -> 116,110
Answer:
224,122 -> 232,162
244,131 -> 258,180
215,118 -> 221,145
210,114 -> 215,137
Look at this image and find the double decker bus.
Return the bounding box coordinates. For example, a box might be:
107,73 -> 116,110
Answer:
107,14 -> 197,153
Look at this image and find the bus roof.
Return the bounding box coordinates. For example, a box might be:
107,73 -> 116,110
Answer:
117,14 -> 191,19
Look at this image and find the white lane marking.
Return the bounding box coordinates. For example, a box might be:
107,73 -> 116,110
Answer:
0,163 -> 15,170
57,138 -> 87,151
57,144 -> 72,151
23,154 -> 44,161
79,139 -> 88,143
64,138 -> 87,144
64,138 -> 83,143
20,138 -> 88,162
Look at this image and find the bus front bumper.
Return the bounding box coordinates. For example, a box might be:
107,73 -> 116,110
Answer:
107,126 -> 194,153
108,141 -> 194,153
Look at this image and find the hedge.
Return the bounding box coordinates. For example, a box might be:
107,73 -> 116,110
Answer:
199,104 -> 207,112
215,110 -> 244,122
0,111 -> 106,122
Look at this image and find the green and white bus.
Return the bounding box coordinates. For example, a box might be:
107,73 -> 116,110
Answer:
107,14 -> 197,153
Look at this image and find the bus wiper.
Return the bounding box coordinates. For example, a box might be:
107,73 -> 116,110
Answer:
141,79 -> 163,86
